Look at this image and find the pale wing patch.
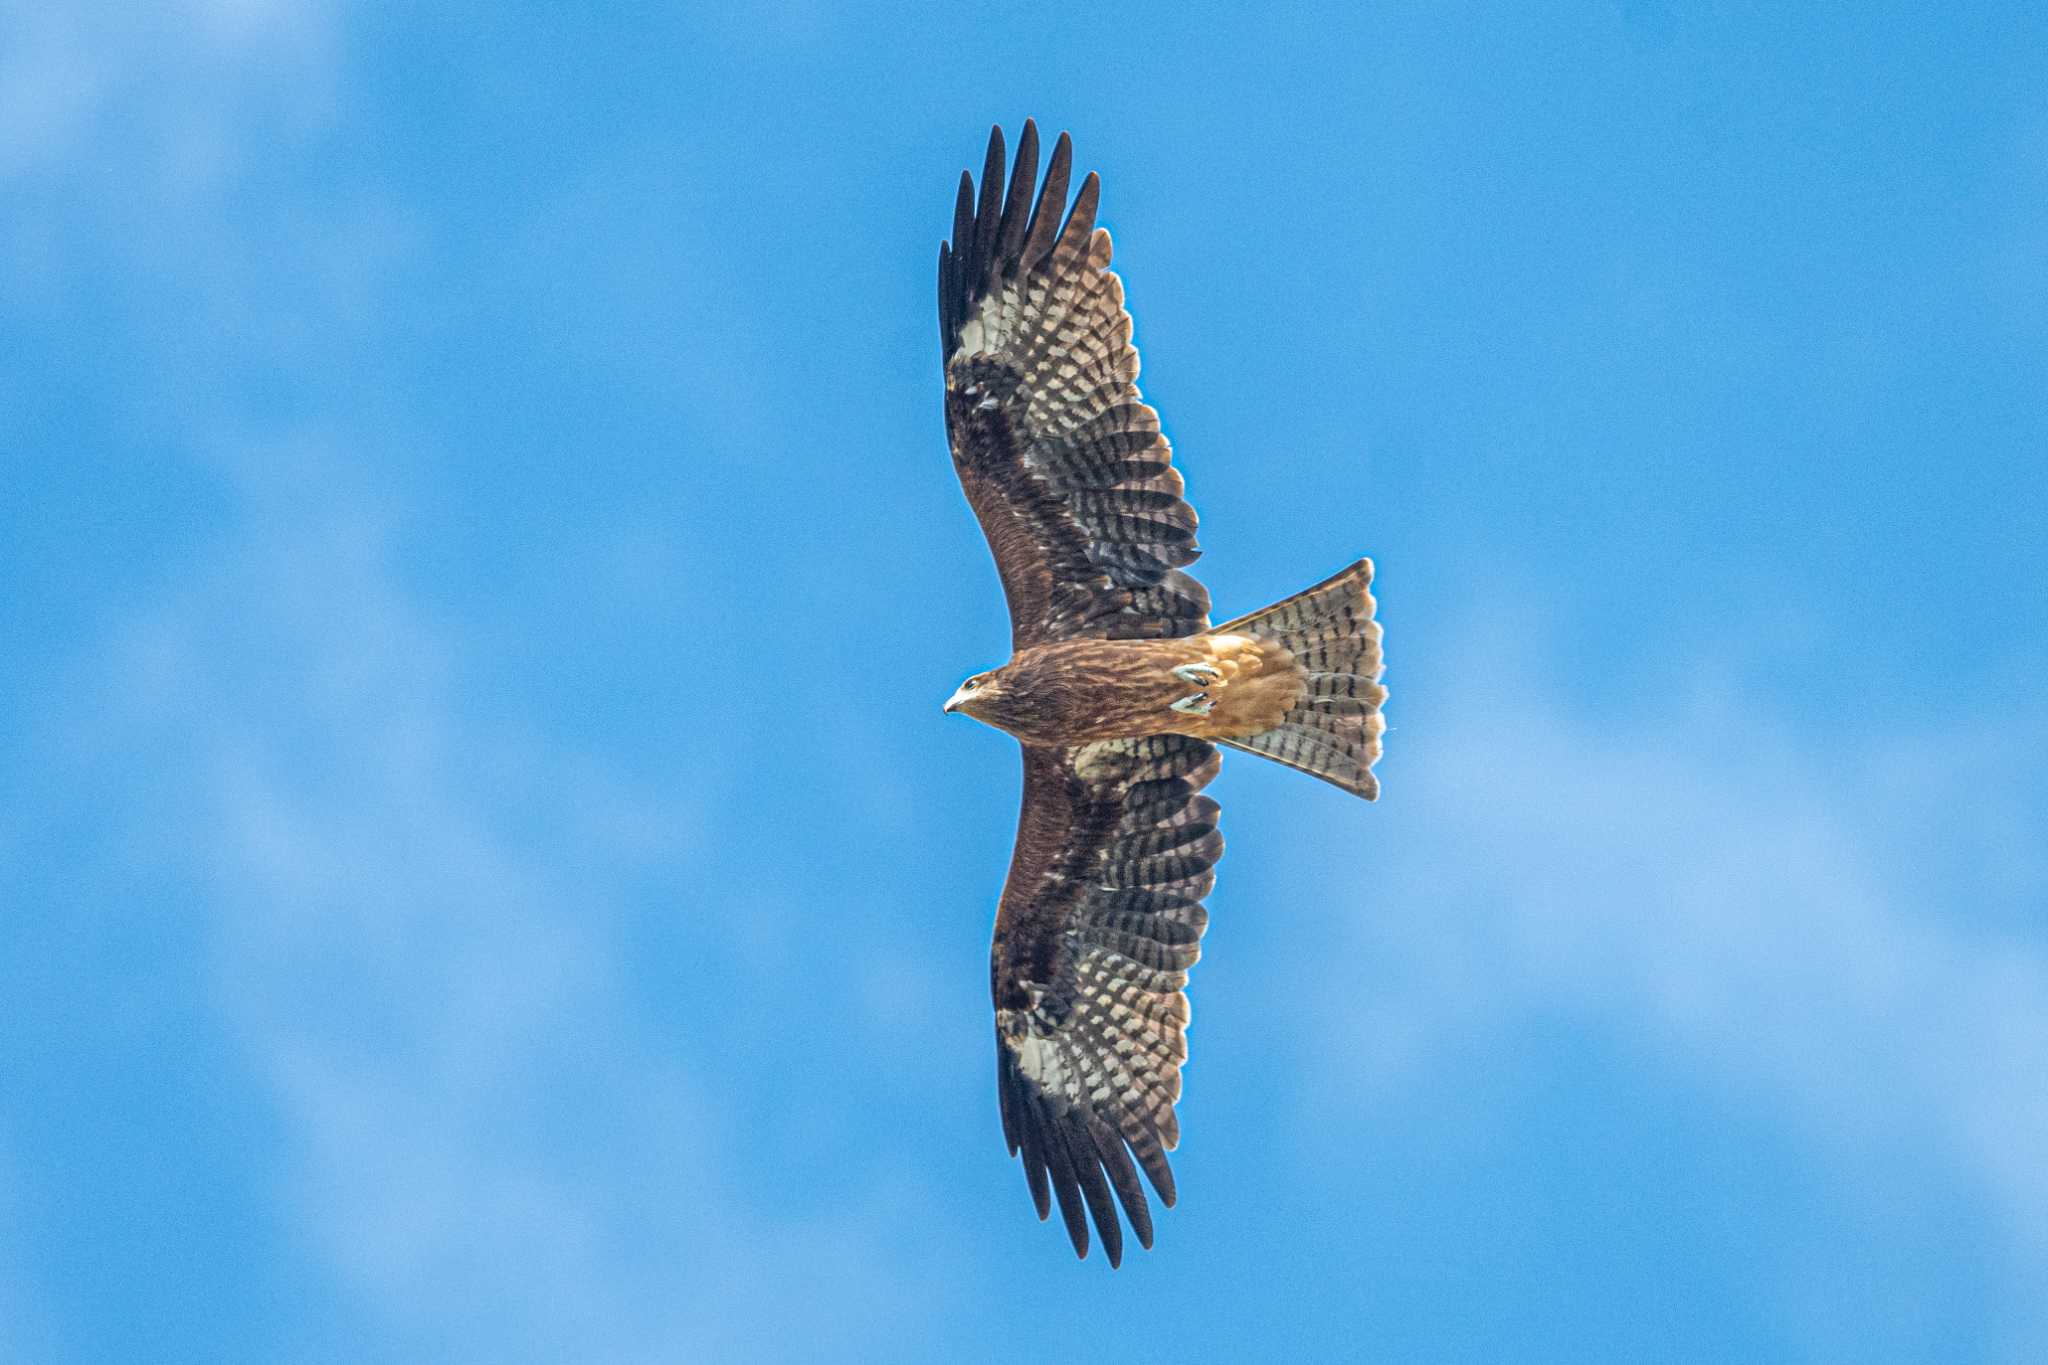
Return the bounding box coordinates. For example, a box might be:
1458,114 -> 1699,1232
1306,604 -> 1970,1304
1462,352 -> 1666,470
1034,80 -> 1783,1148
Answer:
991,733 -> 1220,1265
941,122 -> 1210,647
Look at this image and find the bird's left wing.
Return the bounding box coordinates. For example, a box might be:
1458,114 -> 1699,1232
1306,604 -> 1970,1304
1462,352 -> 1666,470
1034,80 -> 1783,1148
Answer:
940,121 -> 1210,649
990,735 -> 1222,1265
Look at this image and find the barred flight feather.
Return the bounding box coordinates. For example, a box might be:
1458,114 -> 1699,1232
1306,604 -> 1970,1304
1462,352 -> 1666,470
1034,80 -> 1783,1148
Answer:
942,120 -> 1209,649
986,732 -> 1220,1265
1215,560 -> 1388,799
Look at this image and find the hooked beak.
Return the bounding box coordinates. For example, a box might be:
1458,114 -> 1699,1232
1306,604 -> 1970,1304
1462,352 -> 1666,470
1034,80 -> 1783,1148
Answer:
942,684 -> 972,715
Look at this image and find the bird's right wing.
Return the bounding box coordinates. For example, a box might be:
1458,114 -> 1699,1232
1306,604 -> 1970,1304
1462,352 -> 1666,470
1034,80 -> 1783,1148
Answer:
989,735 -> 1222,1266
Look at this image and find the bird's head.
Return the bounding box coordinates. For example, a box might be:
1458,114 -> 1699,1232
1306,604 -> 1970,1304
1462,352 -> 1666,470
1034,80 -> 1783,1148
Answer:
942,668 -> 1007,724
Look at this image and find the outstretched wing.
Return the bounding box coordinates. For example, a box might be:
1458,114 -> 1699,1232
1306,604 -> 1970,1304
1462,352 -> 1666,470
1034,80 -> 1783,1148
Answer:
991,735 -> 1222,1265
940,121 -> 1210,649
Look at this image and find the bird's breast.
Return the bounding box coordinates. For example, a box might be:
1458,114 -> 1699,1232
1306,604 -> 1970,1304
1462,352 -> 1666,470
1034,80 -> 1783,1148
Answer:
993,637 -> 1291,746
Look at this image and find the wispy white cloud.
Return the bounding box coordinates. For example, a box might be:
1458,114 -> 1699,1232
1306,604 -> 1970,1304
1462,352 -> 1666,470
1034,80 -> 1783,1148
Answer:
0,0 -> 338,182
38,439 -> 943,1362
1292,603 -> 2048,1343
0,7 -> 954,1341
0,0 -> 372,356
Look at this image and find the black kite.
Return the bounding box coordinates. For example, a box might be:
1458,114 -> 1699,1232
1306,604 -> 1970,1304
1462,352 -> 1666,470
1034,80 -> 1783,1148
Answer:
939,121 -> 1387,1266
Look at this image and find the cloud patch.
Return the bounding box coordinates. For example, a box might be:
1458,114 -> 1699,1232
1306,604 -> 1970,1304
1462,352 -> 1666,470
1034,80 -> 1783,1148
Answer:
1298,607 -> 2048,1310
42,442 -> 936,1361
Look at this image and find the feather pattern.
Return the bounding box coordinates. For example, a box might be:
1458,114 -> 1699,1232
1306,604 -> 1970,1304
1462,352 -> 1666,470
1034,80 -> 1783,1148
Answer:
941,121 -> 1210,648
1213,560 -> 1387,798
989,735 -> 1222,1265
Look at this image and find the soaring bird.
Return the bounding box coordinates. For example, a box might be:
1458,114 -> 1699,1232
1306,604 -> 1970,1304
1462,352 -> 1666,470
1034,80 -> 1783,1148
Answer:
939,121 -> 1388,1266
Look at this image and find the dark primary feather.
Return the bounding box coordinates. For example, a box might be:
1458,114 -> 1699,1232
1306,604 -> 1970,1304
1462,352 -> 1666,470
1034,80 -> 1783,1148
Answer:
989,736 -> 1222,1265
940,120 -> 1210,649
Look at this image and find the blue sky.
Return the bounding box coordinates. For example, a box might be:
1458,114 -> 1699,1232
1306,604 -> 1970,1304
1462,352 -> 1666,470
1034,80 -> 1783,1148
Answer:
4,2 -> 2045,1360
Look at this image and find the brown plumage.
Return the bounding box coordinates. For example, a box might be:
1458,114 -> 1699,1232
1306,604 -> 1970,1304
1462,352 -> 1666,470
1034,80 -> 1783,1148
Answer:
939,121 -> 1388,1266
948,635 -> 1297,745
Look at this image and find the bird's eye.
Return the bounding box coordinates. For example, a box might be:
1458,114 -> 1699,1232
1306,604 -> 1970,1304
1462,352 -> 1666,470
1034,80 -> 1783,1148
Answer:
965,677 -> 982,691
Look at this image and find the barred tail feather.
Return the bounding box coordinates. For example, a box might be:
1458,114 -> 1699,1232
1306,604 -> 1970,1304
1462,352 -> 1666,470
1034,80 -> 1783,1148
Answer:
1211,559 -> 1385,799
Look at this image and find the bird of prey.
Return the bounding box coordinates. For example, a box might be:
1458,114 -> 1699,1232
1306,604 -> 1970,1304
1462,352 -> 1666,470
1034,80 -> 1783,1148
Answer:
939,121 -> 1388,1266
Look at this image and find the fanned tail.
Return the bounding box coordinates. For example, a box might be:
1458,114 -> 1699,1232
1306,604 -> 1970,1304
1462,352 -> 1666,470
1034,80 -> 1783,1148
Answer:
1210,559 -> 1385,799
